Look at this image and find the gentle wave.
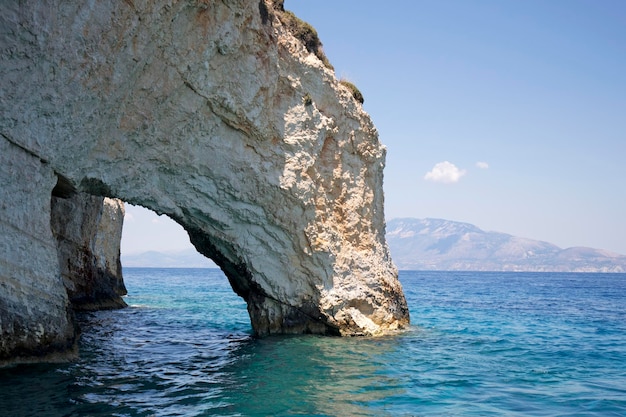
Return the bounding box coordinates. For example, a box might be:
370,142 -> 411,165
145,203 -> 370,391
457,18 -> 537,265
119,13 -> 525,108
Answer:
1,269 -> 625,416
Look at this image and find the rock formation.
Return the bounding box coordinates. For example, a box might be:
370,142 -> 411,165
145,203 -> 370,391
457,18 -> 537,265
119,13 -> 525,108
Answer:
0,138 -> 78,365
0,0 -> 409,364
51,194 -> 127,310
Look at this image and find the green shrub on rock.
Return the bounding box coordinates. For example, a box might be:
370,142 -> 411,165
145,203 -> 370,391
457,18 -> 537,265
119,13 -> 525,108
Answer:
340,79 -> 364,104
274,6 -> 334,71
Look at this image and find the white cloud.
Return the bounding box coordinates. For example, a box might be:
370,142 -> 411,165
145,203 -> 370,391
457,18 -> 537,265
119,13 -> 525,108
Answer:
424,161 -> 467,184
476,161 -> 489,169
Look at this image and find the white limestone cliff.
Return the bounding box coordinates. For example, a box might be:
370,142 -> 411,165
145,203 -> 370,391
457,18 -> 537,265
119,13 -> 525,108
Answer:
0,0 -> 409,363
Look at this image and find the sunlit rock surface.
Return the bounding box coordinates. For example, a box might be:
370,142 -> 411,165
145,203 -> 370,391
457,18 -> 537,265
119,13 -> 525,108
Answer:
0,0 -> 409,363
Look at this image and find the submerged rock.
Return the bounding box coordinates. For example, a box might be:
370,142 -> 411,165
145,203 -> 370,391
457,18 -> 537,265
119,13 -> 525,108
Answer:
0,0 -> 409,364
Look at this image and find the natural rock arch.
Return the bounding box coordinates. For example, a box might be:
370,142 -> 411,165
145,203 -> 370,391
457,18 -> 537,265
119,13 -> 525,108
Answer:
0,0 -> 409,364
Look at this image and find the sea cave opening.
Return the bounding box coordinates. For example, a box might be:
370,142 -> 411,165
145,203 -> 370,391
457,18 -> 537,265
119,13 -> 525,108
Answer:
121,204 -> 217,269
119,204 -> 251,334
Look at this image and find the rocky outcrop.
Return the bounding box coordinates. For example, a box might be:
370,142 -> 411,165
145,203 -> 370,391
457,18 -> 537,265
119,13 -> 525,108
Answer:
0,0 -> 408,363
51,194 -> 127,310
0,138 -> 77,366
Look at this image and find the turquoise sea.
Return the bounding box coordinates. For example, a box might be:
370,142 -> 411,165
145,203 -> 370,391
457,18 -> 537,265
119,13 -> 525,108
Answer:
1,268 -> 625,416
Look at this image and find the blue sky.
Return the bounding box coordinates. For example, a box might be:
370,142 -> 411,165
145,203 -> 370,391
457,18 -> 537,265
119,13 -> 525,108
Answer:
122,1 -> 626,255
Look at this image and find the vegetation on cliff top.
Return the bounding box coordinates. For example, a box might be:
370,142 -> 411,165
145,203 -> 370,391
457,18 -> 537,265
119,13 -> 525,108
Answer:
339,79 -> 365,104
271,0 -> 334,71
270,1 -> 364,104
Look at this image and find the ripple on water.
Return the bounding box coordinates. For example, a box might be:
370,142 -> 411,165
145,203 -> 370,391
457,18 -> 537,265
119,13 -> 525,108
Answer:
0,269 -> 625,416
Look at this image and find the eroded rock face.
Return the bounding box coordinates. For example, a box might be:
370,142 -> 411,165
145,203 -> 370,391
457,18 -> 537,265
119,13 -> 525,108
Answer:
0,139 -> 77,365
51,194 -> 127,310
0,0 -> 409,360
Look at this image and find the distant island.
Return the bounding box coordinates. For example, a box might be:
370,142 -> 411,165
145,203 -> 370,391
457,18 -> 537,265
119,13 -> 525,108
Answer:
386,218 -> 626,273
122,249 -> 217,269
123,218 -> 626,273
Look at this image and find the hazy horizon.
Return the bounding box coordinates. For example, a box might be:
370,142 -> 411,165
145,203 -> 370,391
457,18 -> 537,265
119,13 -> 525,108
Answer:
122,204 -> 626,257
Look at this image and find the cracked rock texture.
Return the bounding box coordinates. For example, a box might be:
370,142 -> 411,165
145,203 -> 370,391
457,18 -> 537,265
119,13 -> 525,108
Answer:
0,0 -> 409,362
0,138 -> 77,365
51,194 -> 127,311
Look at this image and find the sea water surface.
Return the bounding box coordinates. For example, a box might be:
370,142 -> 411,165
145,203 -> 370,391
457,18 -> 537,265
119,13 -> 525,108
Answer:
1,269 -> 625,416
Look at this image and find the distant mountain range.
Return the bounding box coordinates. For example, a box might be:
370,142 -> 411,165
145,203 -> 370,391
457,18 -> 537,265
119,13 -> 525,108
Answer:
122,218 -> 626,272
386,218 -> 626,272
122,248 -> 217,268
